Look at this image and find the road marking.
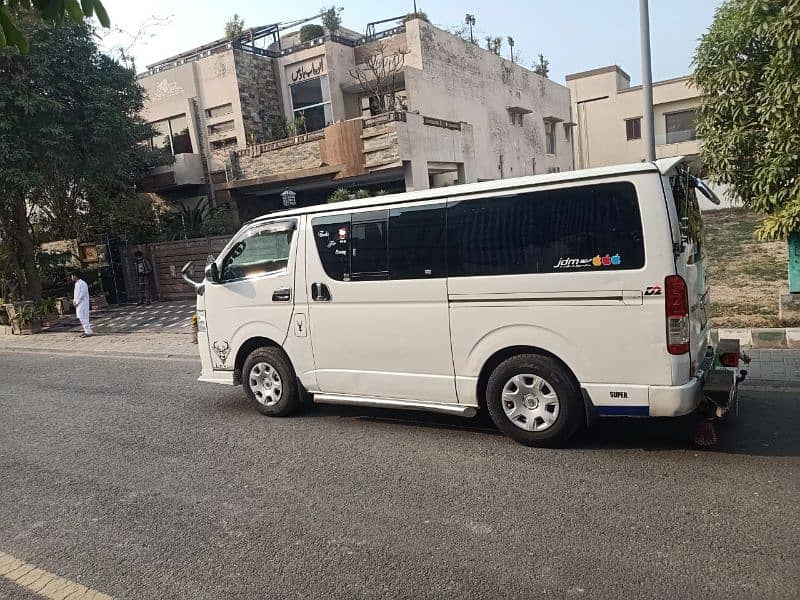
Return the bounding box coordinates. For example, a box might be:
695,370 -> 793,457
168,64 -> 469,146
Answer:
0,550 -> 114,599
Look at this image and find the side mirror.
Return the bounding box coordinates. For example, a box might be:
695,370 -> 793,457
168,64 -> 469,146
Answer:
204,261 -> 220,283
180,261 -> 205,295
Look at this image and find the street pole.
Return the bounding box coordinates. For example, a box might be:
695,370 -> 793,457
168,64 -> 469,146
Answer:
639,0 -> 656,162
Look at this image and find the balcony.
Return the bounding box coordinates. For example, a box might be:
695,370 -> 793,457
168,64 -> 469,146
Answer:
140,153 -> 205,191
220,111 -> 474,191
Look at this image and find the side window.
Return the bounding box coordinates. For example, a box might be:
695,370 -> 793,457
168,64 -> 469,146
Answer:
351,213 -> 388,280
388,204 -> 446,279
312,215 -> 351,281
447,182 -> 645,276
312,204 -> 446,281
221,225 -> 294,282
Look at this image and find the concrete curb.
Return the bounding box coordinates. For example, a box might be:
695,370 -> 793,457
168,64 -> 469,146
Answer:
711,328 -> 800,349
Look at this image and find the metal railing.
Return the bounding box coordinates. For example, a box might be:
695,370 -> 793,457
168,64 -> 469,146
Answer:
363,111 -> 407,128
233,130 -> 326,158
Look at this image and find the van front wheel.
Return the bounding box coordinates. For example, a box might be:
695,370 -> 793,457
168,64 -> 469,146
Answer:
242,347 -> 300,417
486,354 -> 583,447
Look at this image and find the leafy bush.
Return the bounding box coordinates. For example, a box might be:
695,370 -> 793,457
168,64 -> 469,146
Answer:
299,24 -> 325,42
328,188 -> 351,203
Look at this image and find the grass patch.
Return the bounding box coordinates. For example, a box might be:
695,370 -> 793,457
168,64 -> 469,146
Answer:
703,208 -> 788,328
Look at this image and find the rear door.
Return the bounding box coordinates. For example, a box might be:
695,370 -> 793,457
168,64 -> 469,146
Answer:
663,171 -> 710,370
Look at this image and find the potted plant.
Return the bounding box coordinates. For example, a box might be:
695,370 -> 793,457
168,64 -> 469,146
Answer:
36,297 -> 59,325
10,303 -> 43,335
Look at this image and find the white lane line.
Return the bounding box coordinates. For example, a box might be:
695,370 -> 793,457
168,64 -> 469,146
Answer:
0,550 -> 114,599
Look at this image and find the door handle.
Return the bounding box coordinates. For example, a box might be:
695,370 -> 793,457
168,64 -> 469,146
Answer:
272,287 -> 291,302
311,282 -> 331,302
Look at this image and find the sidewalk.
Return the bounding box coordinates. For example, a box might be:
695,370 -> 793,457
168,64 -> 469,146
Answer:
744,349 -> 800,382
0,330 -> 197,358
48,300 -> 195,334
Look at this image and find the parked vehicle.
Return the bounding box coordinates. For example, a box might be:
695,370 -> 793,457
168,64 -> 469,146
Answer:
182,157 -> 743,447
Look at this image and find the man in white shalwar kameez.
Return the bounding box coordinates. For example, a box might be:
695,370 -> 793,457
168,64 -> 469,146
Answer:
71,272 -> 93,337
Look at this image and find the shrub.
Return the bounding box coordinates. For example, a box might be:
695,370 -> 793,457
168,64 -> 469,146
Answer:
299,24 -> 325,42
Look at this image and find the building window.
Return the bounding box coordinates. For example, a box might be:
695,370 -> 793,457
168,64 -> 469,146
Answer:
148,114 -> 193,155
544,121 -> 557,155
665,109 -> 697,144
290,76 -> 332,132
206,103 -> 233,118
208,120 -> 235,135
625,117 -> 642,140
210,137 -> 238,150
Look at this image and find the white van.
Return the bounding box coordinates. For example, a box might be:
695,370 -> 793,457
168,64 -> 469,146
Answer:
182,158 -> 742,447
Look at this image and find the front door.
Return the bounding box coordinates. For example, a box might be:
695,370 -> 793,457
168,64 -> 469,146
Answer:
204,220 -> 298,371
305,202 -> 456,403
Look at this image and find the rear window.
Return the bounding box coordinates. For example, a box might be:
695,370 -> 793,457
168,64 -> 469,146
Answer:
447,182 -> 645,276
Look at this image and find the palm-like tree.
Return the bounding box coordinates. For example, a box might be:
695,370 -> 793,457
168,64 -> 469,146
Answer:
464,14 -> 476,43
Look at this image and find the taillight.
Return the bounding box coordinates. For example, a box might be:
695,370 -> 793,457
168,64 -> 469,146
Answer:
665,275 -> 690,355
720,352 -> 739,367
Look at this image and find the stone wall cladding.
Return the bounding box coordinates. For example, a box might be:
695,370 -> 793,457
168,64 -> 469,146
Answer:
233,51 -> 283,143
236,141 -> 322,179
362,124 -> 399,168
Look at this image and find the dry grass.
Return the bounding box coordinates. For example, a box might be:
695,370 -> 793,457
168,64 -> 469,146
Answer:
703,208 -> 791,327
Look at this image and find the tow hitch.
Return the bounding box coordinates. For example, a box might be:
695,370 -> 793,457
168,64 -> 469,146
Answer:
693,339 -> 749,447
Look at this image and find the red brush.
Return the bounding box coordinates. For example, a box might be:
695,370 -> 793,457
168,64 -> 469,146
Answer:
693,420 -> 718,447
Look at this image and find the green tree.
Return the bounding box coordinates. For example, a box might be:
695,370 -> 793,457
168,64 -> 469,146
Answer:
464,14 -> 475,44
533,53 -> 549,78
0,0 -> 109,51
224,13 -> 244,40
299,23 -> 325,42
692,0 -> 800,241
0,18 -> 153,299
320,6 -> 342,34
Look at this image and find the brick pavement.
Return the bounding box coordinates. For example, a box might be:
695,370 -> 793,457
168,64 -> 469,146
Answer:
48,300 -> 195,334
744,349 -> 800,382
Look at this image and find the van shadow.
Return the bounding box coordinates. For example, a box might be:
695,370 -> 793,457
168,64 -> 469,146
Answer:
214,387 -> 799,458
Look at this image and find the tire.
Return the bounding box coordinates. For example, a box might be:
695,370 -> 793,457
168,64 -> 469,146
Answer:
486,354 -> 583,447
242,347 -> 301,417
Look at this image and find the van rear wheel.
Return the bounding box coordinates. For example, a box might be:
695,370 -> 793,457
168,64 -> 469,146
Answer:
486,354 -> 583,447
242,347 -> 300,417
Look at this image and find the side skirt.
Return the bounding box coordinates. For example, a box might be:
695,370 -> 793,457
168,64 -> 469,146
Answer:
312,393 -> 478,417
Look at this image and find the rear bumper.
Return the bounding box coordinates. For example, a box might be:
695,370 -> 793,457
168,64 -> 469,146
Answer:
649,346 -> 724,417
649,376 -> 704,417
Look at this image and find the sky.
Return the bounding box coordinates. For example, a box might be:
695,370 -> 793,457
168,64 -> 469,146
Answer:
98,0 -> 723,84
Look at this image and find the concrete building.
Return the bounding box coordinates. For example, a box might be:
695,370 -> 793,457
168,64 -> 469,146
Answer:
137,16 -> 573,223
565,64 -> 732,209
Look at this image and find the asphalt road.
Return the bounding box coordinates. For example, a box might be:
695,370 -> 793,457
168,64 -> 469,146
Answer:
0,351 -> 798,599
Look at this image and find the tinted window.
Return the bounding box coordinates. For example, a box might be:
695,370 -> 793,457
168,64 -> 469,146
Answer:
447,182 -> 644,276
313,215 -> 351,281
351,211 -> 388,279
388,204 -> 446,279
